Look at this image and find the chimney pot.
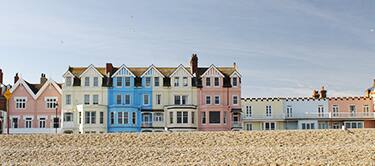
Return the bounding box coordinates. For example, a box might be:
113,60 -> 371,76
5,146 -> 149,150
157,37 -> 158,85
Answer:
320,86 -> 327,99
190,54 -> 198,75
40,73 -> 47,85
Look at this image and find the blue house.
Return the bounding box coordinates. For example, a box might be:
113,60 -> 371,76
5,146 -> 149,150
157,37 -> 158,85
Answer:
108,65 -> 152,132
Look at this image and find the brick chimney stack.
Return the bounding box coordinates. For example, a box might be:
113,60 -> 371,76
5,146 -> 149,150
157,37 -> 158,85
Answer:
190,54 -> 198,75
320,86 -> 327,99
14,73 -> 19,84
40,73 -> 47,85
0,68 -> 3,85
106,63 -> 114,75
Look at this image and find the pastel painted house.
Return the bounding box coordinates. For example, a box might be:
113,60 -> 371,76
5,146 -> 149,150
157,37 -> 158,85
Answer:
107,65 -> 151,133
241,98 -> 285,131
61,65 -> 110,134
9,73 -> 62,134
0,69 -> 7,134
328,96 -> 374,129
197,62 -> 242,131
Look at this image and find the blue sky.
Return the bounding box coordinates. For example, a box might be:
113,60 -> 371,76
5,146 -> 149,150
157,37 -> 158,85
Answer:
0,0 -> 374,97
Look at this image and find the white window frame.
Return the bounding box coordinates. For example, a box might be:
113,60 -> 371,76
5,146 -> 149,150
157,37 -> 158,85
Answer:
116,94 -> 122,105
266,105 -> 272,117
39,117 -> 46,128
318,105 -> 324,117
232,96 -> 239,105
145,77 -> 151,87
205,96 -> 211,105
174,77 -> 179,87
65,94 -> 71,105
286,105 -> 293,118
93,95 -> 99,105
214,96 -> 220,105
24,117 -> 33,128
349,105 -> 356,117
245,123 -> 252,131
124,94 -> 131,105
15,97 -> 27,110
65,76 -> 72,87
64,112 -> 73,122
125,77 -> 131,87
214,77 -> 220,87
156,94 -> 161,105
364,105 -> 370,116
246,106 -> 252,118
232,77 -> 238,87
93,77 -> 99,87
143,94 -> 150,106
263,122 -> 276,130
84,77 -> 90,87
154,77 -> 160,87
154,113 -> 164,122
206,77 -> 211,87
84,94 -> 90,105
116,77 -> 123,87
183,77 -> 188,87
332,105 -> 339,117
45,97 -> 58,109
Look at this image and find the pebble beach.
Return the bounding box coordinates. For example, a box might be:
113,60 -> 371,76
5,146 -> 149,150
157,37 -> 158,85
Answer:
1,129 -> 375,165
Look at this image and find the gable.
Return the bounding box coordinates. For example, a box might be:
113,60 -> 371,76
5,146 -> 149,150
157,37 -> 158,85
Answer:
112,65 -> 135,77
35,80 -> 62,99
141,65 -> 165,78
79,65 -> 104,78
170,65 -> 192,77
10,79 -> 37,100
201,65 -> 224,77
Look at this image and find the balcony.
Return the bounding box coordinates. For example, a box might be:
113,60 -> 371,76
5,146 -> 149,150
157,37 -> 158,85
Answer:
243,112 -> 375,120
141,122 -> 153,128
242,114 -> 285,121
232,121 -> 242,128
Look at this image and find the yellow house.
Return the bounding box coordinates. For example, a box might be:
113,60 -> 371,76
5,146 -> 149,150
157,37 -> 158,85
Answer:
241,98 -> 285,131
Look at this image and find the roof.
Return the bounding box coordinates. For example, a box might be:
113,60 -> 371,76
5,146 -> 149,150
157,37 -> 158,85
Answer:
69,67 -> 107,77
25,81 -> 45,94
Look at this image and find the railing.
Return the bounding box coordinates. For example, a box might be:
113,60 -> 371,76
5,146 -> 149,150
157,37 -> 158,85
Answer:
242,112 -> 375,120
232,121 -> 242,128
141,122 -> 153,128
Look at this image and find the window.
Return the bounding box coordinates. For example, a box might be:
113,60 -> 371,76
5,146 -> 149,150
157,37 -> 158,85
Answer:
209,111 -> 220,124
46,98 -> 57,109
246,106 -> 252,117
245,123 -> 252,131
156,94 -> 161,105
143,94 -> 150,105
350,105 -> 356,117
266,106 -> 272,117
15,98 -> 26,109
206,77 -> 211,86
364,105 -> 370,116
191,112 -> 195,124
319,122 -> 328,129
233,96 -> 238,105
39,118 -> 46,128
201,112 -> 206,124
65,77 -> 72,86
84,77 -> 90,87
93,77 -> 99,87
145,77 -> 151,87
214,96 -> 220,105
79,112 -> 82,124
206,96 -> 211,105
132,112 -> 136,124
174,77 -> 179,87
223,112 -> 227,124
214,77 -> 220,86
232,77 -> 238,87
116,95 -> 122,105
286,106 -> 293,118
85,112 -> 96,124
332,105 -> 339,117
264,122 -> 275,130
169,112 -> 174,124
174,96 -> 181,105
65,95 -> 71,105
318,105 -> 324,117
183,77 -> 188,87
182,96 -> 187,105
154,113 -> 163,122
125,77 -> 131,87
118,112 -> 123,124
125,94 -> 131,105
116,77 -> 123,87
301,123 -> 315,130
64,113 -> 73,122
154,77 -> 160,87
345,122 -> 364,129
84,95 -> 90,105
177,111 -> 188,124
125,112 -> 129,124
25,118 -> 32,128
12,118 -> 18,128
100,112 -> 104,124
93,95 -> 99,105
110,112 -> 115,125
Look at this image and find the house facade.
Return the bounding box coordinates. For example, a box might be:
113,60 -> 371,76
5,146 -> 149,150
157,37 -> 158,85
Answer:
9,73 -> 62,134
61,65 -> 110,134
242,98 -> 285,131
0,69 -> 7,134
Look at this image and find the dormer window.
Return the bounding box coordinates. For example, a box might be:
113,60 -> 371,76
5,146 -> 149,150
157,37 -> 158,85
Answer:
84,77 -> 90,87
65,77 -> 72,87
145,77 -> 151,87
154,77 -> 160,87
214,77 -> 220,87
232,77 -> 238,87
183,77 -> 188,87
93,77 -> 99,87
206,77 -> 211,87
174,77 -> 180,87
116,77 -> 123,87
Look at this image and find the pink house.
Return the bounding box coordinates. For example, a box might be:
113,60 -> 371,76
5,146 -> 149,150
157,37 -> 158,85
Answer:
9,73 -> 62,134
328,97 -> 374,129
197,63 -> 242,131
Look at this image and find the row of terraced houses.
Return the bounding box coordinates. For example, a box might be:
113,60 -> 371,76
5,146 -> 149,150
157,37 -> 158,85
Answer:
0,54 -> 374,134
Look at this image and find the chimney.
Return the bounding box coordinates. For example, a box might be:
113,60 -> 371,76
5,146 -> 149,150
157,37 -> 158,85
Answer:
320,86 -> 327,99
190,54 -> 198,75
233,62 -> 237,70
40,73 -> 47,85
106,63 -> 114,75
373,79 -> 375,87
14,73 -> 19,84
312,90 -> 319,99
0,69 -> 3,85
365,89 -> 371,98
